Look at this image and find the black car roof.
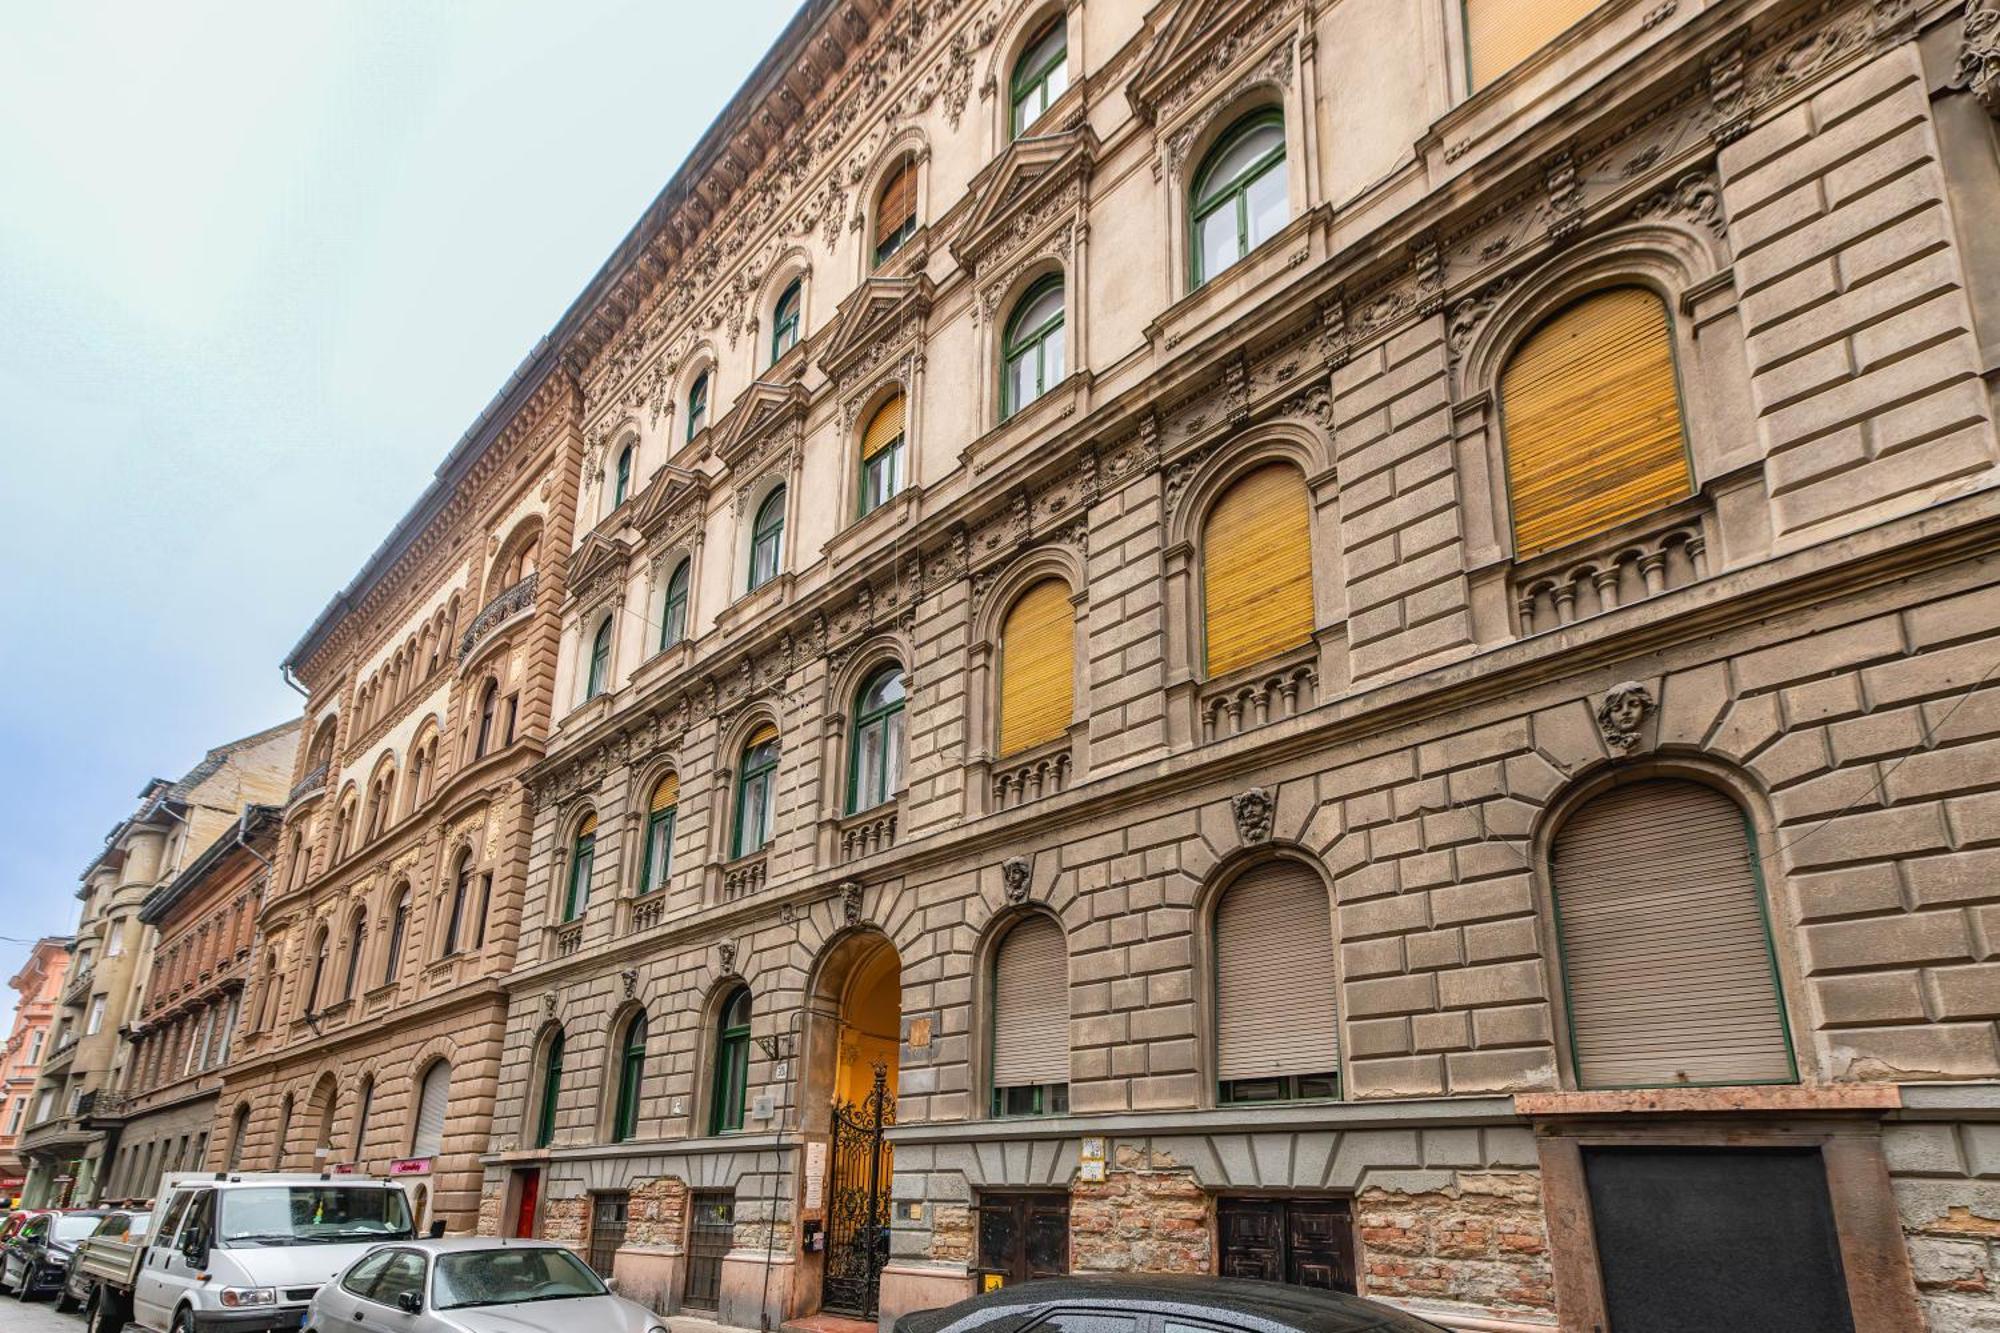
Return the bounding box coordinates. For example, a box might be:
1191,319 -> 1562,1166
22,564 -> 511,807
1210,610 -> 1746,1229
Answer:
894,1276 -> 1448,1333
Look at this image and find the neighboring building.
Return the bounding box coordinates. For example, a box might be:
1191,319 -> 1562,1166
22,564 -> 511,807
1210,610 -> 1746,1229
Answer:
436,0 -> 2000,1331
0,938 -> 72,1202
210,344 -> 579,1235
18,725 -> 296,1205
95,805 -> 279,1204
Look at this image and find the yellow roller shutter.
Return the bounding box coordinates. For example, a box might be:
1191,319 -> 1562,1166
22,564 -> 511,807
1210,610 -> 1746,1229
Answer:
876,158 -> 917,251
1203,463 -> 1316,677
862,394 -> 905,460
1501,287 -> 1690,558
746,722 -> 778,752
576,811 -> 597,837
998,579 -> 1074,756
1467,0 -> 1604,89
650,773 -> 679,813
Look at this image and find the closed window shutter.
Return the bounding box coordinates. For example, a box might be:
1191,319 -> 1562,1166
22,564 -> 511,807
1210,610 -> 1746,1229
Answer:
1203,463 -> 1316,677
991,916 -> 1070,1087
577,811 -> 598,838
651,774 -> 679,813
998,579 -> 1075,756
875,160 -> 917,249
1501,287 -> 1690,558
1553,780 -> 1793,1088
862,394 -> 905,460
413,1062 -> 451,1157
746,722 -> 779,754
1215,861 -> 1339,1082
1466,0 -> 1604,88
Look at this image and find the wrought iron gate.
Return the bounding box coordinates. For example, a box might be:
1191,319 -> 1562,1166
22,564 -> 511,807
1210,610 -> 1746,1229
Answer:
821,1064 -> 894,1317
685,1190 -> 734,1310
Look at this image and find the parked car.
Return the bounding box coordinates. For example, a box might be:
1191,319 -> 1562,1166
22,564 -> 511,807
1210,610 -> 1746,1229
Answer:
306,1238 -> 669,1333
59,1208 -> 151,1313
892,1276 -> 1453,1333
1,1208 -> 107,1301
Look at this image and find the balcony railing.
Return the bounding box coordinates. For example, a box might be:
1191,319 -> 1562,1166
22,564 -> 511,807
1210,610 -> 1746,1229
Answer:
1200,648 -> 1320,743
991,741 -> 1072,812
722,853 -> 768,901
627,895 -> 666,934
459,573 -> 537,666
552,922 -> 583,959
288,762 -> 329,805
839,806 -> 898,862
1511,500 -> 1712,637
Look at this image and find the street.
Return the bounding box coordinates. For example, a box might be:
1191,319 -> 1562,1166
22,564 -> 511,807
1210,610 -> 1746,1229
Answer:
0,1294 -> 762,1333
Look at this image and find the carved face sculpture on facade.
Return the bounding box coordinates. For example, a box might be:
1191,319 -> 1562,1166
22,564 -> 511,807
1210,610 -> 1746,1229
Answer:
1596,681 -> 1654,752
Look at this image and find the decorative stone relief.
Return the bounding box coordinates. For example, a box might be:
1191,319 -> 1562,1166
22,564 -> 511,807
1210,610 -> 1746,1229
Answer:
1001,856 -> 1032,903
1953,0 -> 2000,116
1595,681 -> 1655,753
1230,787 -> 1275,845
718,940 -> 737,974
841,880 -> 865,926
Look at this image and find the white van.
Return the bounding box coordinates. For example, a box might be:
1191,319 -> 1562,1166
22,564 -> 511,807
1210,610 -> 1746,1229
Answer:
82,1172 -> 421,1333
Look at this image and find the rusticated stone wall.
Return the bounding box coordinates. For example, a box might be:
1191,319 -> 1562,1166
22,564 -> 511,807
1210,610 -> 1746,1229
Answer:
1356,1171 -> 1554,1316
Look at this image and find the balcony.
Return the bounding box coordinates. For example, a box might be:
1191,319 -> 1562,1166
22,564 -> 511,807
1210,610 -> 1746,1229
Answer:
288,762 -> 329,806
459,573 -> 538,667
722,852 -> 768,901
839,806 -> 898,863
1510,499 -> 1713,637
991,740 -> 1072,812
551,922 -> 583,959
1199,645 -> 1321,744
61,965 -> 94,1008
626,894 -> 666,934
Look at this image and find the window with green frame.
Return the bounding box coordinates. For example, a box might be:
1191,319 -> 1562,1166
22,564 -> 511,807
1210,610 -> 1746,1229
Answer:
858,393 -> 905,519
848,666 -> 906,813
585,618 -> 612,699
563,813 -> 597,921
709,987 -> 752,1134
535,1029 -> 564,1148
770,279 -> 802,363
748,488 -> 786,591
612,1011 -> 647,1143
1001,276 -> 1065,419
660,558 -> 691,651
1010,16 -> 1068,138
686,371 -> 710,442
733,725 -> 780,857
613,443 -> 633,508
1190,113 -> 1289,287
639,774 -> 677,894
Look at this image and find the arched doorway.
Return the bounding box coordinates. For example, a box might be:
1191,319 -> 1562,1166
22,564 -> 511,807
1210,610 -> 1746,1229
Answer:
806,933 -> 900,1320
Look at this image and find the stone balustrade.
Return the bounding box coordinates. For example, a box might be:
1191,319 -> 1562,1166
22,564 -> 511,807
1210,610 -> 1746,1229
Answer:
1512,504 -> 1711,636
839,807 -> 898,862
459,572 -> 538,666
992,743 -> 1072,811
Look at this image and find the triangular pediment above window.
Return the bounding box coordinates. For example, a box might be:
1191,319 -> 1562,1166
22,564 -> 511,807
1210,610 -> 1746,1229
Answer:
819,274 -> 935,384
950,123 -> 1099,276
1127,0 -> 1301,128
712,379 -> 809,470
564,530 -> 634,607
631,464 -> 711,541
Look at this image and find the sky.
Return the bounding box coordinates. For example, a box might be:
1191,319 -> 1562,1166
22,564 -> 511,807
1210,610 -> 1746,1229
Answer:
0,0 -> 798,948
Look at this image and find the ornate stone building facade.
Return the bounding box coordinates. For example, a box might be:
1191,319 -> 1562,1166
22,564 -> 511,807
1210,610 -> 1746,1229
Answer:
0,938 -> 71,1203
412,0 -> 1996,1330
210,359 -> 582,1234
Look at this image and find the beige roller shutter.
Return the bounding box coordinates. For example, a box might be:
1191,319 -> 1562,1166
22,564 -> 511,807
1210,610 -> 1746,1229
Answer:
991,916 -> 1070,1088
875,158 -> 917,251
1467,0 -> 1604,89
1552,780 -> 1794,1088
1203,463 -> 1316,677
412,1062 -> 451,1157
1500,287 -> 1690,558
1215,861 -> 1340,1083
998,579 -> 1075,756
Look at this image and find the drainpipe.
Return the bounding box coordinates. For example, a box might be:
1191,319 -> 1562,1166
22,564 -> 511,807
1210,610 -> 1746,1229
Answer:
280,665 -> 309,698
759,1007 -> 805,1332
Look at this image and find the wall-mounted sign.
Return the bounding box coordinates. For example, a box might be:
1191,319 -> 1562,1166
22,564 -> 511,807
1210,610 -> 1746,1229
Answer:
803,1140 -> 827,1214
388,1157 -> 433,1177
1080,1137 -> 1107,1183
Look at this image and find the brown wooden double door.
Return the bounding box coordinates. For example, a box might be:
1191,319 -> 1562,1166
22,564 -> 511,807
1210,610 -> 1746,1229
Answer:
976,1192 -> 1070,1290
1218,1197 -> 1356,1293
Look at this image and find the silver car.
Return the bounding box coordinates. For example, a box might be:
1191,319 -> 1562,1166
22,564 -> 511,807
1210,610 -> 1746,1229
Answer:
306,1237 -> 667,1333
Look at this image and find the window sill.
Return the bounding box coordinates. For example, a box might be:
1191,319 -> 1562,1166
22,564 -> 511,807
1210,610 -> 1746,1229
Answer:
827,486 -> 923,573
1146,208 -> 1321,363
963,372 -> 1089,479
718,574 -> 794,636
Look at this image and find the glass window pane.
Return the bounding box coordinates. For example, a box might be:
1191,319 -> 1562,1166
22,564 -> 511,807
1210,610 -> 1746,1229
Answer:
1200,121 -> 1285,204
1246,162 -> 1289,250
1008,352 -> 1037,414
856,723 -> 884,810
1042,324 -> 1065,385
1199,208 -> 1239,280
885,709 -> 905,796
1043,59 -> 1069,105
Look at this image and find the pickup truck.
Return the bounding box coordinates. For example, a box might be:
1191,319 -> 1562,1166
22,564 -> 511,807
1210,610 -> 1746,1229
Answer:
73,1171 -> 420,1333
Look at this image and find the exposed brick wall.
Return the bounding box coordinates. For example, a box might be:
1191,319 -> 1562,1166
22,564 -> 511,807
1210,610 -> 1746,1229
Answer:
929,1202 -> 972,1264
542,1193 -> 586,1244
1071,1150 -> 1212,1275
627,1175 -> 689,1247
1356,1171 -> 1554,1316
1886,1121 -> 2000,1331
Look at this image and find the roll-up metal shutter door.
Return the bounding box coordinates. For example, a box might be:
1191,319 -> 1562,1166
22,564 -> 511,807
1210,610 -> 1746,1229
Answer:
991,915 -> 1070,1087
1203,463 -> 1316,678
1553,779 -> 1794,1088
1466,0 -> 1604,89
1499,287 -> 1689,558
998,579 -> 1075,756
1215,861 -> 1340,1083
413,1062 -> 451,1157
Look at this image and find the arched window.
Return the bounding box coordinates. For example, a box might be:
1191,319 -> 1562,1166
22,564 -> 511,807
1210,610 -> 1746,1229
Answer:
534,1029 -> 564,1149
565,813 -> 598,921
613,1011 -> 648,1143
849,666 -> 906,813
686,371 -> 711,442
660,559 -> 691,651
1191,113 -> 1288,286
406,746 -> 427,814
709,987 -> 751,1134
287,831 -> 309,891
384,887 -> 410,985
476,680 -> 499,758
1011,15 -> 1068,137
353,1074 -> 374,1161
1214,860 -> 1340,1102
990,915 -> 1070,1117
307,928 -> 330,1014
640,774 -> 678,894
1002,276 -> 1065,418
1552,779 -> 1793,1088
343,912 -> 367,1001
874,156 -> 918,266
1499,287 -> 1690,558
275,1093 -> 293,1168
749,488 -> 786,591
227,1104 -> 250,1171
998,579 -> 1075,756
734,725 -> 780,857
771,279 -> 802,363
411,1061 -> 450,1159
1466,0 -> 1600,89
442,853 -> 472,956
858,393 -> 906,519
1202,462 -> 1316,676
585,619 -> 613,700
613,443 -> 634,509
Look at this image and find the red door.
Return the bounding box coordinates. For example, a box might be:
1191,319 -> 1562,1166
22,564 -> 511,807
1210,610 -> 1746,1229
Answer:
512,1168 -> 541,1238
